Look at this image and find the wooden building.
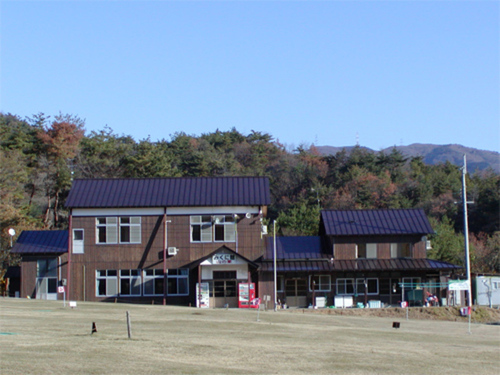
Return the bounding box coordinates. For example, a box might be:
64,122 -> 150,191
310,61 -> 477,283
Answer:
259,209 -> 462,308
13,177 -> 270,307
12,179 -> 462,309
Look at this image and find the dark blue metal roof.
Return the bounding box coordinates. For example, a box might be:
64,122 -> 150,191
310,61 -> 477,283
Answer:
259,259 -> 462,272
66,177 -> 271,208
321,209 -> 434,236
264,236 -> 323,260
11,230 -> 68,254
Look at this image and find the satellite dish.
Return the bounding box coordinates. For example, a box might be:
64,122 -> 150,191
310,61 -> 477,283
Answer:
8,228 -> 15,236
245,213 -> 252,219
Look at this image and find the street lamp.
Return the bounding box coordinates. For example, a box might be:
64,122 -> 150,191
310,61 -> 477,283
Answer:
8,228 -> 15,248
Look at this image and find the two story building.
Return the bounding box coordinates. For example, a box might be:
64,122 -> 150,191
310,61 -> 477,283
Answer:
13,177 -> 270,307
12,178 -> 462,308
259,209 -> 462,308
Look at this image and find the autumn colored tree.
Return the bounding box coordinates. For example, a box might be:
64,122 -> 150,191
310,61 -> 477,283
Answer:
37,114 -> 85,227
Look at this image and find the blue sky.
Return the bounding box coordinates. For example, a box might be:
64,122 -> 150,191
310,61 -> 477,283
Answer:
1,1 -> 498,152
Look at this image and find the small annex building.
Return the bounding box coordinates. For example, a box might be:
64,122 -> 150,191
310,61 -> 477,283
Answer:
259,209 -> 462,308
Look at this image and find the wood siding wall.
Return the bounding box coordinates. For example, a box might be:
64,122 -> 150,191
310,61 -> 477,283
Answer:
68,213 -> 266,302
332,234 -> 427,260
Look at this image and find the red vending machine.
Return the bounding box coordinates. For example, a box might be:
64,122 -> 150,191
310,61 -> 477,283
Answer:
238,282 -> 256,308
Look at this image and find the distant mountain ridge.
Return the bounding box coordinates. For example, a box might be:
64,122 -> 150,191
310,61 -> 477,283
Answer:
316,143 -> 500,173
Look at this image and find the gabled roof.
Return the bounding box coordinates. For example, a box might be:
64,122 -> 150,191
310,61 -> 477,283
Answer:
11,230 -> 68,254
321,209 -> 434,236
66,177 -> 271,208
186,246 -> 260,269
264,236 -> 323,260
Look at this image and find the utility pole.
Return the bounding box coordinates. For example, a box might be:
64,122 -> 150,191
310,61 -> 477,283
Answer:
462,155 -> 472,334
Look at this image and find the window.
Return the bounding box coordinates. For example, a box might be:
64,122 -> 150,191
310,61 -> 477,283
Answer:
357,243 -> 377,259
391,243 -> 411,258
356,278 -> 379,295
96,270 -> 118,296
191,216 -> 213,242
213,270 -> 237,279
120,270 -> 141,296
73,229 -> 84,254
96,217 -> 117,244
214,215 -> 236,242
277,275 -> 285,292
167,269 -> 189,296
37,258 -> 57,278
120,217 -> 141,243
96,217 -> 141,244
143,269 -> 164,296
191,215 -> 237,243
309,275 -> 331,292
402,277 -> 421,290
336,279 -> 355,295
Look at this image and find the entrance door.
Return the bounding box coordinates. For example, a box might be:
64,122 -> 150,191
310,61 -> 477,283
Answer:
36,258 -> 58,300
285,278 -> 307,307
211,270 -> 238,308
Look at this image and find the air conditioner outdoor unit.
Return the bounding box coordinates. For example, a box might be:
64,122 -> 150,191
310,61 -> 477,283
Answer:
168,247 -> 178,256
261,225 -> 268,235
426,240 -> 432,250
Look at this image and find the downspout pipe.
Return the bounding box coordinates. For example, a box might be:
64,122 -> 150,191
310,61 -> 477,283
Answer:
67,209 -> 72,301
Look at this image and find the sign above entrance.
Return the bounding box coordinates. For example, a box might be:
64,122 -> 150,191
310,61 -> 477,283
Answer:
213,254 -> 236,264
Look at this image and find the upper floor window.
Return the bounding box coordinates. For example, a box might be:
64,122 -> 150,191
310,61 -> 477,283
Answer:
73,229 -> 84,254
190,215 -> 236,243
97,217 -> 117,244
191,215 -> 213,242
357,243 -> 377,259
96,217 -> 141,244
214,215 -> 236,242
391,243 -> 411,258
120,217 -> 141,243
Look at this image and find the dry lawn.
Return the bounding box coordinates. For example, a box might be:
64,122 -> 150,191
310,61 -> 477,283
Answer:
0,298 -> 499,375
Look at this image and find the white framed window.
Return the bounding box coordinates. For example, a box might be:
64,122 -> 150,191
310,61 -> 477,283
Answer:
120,217 -> 141,244
120,270 -> 141,296
167,269 -> 189,296
309,275 -> 331,292
391,243 -> 411,258
402,277 -> 421,290
143,269 -> 164,296
214,215 -> 236,242
191,215 -> 213,242
356,278 -> 379,295
357,243 -> 377,259
96,217 -> 118,244
72,229 -> 84,254
96,270 -> 118,296
336,278 -> 355,295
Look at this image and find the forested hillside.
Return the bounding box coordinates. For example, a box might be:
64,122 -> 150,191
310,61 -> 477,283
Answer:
1,113 -> 499,275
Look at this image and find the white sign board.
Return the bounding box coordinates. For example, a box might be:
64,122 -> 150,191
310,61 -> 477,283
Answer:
448,280 -> 469,291
212,254 -> 236,264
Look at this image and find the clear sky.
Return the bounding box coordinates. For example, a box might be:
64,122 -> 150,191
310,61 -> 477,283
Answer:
1,1 -> 498,152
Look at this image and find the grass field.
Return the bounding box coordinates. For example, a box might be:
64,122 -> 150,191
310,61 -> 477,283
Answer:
1,298 -> 499,375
